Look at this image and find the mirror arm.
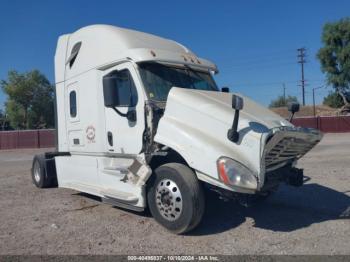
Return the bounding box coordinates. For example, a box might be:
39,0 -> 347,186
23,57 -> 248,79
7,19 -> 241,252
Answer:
289,112 -> 295,122
112,107 -> 128,117
227,109 -> 240,143
111,107 -> 137,122
227,95 -> 243,143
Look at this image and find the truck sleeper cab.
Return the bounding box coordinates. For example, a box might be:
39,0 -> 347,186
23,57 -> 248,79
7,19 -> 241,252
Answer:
31,25 -> 322,234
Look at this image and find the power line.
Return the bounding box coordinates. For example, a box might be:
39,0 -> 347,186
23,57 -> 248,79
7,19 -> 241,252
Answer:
229,87 -> 302,96
219,58 -> 297,68
226,79 -> 324,88
229,81 -> 297,87
217,48 -> 298,62
221,54 -> 297,65
221,61 -> 297,72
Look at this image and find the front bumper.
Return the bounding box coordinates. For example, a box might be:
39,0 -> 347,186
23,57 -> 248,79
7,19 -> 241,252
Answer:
261,165 -> 304,192
259,126 -> 322,189
264,126 -> 322,172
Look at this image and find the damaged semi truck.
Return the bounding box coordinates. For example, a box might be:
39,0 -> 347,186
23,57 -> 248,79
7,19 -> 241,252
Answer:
31,25 -> 322,234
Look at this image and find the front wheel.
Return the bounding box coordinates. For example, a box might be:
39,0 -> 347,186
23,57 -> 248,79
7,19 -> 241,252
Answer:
147,163 -> 205,234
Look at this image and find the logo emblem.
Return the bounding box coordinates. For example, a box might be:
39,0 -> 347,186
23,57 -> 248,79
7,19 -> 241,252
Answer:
86,125 -> 96,143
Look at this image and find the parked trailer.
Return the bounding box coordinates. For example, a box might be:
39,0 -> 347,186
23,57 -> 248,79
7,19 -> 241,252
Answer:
32,25 -> 322,234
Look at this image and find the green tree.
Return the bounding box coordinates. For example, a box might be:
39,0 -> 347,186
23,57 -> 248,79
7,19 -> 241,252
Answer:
323,91 -> 347,108
269,95 -> 299,108
317,18 -> 350,114
0,70 -> 54,129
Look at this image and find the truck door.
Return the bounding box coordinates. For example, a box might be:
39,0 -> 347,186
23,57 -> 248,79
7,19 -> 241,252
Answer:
103,62 -> 145,154
65,81 -> 84,149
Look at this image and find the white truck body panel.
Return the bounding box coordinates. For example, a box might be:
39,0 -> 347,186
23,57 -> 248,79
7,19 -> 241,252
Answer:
54,24 -> 216,155
55,155 -> 146,208
154,88 -> 292,192
51,24 -> 322,210
55,25 -> 216,84
102,62 -> 146,154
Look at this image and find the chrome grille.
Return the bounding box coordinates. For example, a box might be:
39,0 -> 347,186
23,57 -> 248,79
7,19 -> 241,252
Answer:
264,129 -> 321,172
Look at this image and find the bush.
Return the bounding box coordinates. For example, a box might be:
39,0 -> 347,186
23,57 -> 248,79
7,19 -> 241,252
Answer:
323,92 -> 345,108
269,95 -> 299,108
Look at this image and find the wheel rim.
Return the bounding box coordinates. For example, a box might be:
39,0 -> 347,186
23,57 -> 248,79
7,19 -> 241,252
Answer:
155,179 -> 183,221
33,161 -> 41,183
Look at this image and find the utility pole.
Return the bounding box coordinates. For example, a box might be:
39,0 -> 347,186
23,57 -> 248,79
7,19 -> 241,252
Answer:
283,83 -> 286,105
297,48 -> 306,106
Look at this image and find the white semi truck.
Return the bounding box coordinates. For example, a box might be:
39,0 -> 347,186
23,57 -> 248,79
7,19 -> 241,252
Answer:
32,25 -> 322,234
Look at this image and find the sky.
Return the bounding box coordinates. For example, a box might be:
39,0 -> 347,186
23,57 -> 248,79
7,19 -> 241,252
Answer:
1,0 -> 349,110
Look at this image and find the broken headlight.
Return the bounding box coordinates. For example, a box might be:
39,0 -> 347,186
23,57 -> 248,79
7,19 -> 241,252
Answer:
217,157 -> 257,190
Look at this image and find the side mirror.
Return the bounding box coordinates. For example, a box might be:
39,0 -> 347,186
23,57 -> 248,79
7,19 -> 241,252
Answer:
221,87 -> 230,93
232,94 -> 244,110
103,76 -> 119,107
288,102 -> 300,122
227,95 -> 244,143
103,75 -> 137,122
288,102 -> 300,114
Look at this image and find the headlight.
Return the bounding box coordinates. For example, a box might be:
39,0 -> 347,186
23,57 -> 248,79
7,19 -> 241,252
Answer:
217,157 -> 257,190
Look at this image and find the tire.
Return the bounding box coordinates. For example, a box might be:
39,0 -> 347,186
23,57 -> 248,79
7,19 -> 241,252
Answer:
31,154 -> 52,188
147,163 -> 205,234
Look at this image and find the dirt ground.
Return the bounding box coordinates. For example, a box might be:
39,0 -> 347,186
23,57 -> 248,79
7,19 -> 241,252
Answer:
0,133 -> 349,255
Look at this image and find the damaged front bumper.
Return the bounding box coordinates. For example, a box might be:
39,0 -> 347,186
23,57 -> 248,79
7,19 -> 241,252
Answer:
259,126 -> 323,190
209,127 -> 322,201
260,165 -> 305,192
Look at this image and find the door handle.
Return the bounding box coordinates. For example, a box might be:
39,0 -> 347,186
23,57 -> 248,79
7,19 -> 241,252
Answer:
107,131 -> 113,146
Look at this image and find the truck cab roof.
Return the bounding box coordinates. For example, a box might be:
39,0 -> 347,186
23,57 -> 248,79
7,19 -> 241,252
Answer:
55,24 -> 217,84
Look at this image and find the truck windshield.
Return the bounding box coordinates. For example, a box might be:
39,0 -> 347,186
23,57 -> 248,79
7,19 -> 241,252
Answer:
138,62 -> 218,101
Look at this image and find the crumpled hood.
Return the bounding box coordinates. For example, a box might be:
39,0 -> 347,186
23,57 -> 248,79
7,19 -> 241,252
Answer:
154,88 -> 293,183
178,88 -> 293,129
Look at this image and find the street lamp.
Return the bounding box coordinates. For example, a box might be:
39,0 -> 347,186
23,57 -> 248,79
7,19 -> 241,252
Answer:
312,86 -> 324,117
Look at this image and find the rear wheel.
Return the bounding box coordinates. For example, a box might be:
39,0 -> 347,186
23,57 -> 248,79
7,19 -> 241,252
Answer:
31,154 -> 53,188
147,163 -> 205,234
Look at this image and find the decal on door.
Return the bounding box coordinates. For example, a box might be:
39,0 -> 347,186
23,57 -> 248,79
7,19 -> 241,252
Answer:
86,125 -> 96,143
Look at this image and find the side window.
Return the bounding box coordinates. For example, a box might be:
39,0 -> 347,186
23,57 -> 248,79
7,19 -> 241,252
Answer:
109,69 -> 138,107
67,42 -> 82,69
69,91 -> 77,117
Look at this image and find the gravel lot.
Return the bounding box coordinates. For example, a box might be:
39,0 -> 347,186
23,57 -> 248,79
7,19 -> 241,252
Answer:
0,133 -> 349,255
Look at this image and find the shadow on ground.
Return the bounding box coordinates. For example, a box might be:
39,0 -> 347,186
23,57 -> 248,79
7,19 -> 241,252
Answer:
191,183 -> 350,236
74,192 -> 153,217
74,183 -> 350,236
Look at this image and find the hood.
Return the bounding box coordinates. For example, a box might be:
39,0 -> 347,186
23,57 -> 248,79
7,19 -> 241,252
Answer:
154,88 -> 292,183
179,88 -> 292,129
